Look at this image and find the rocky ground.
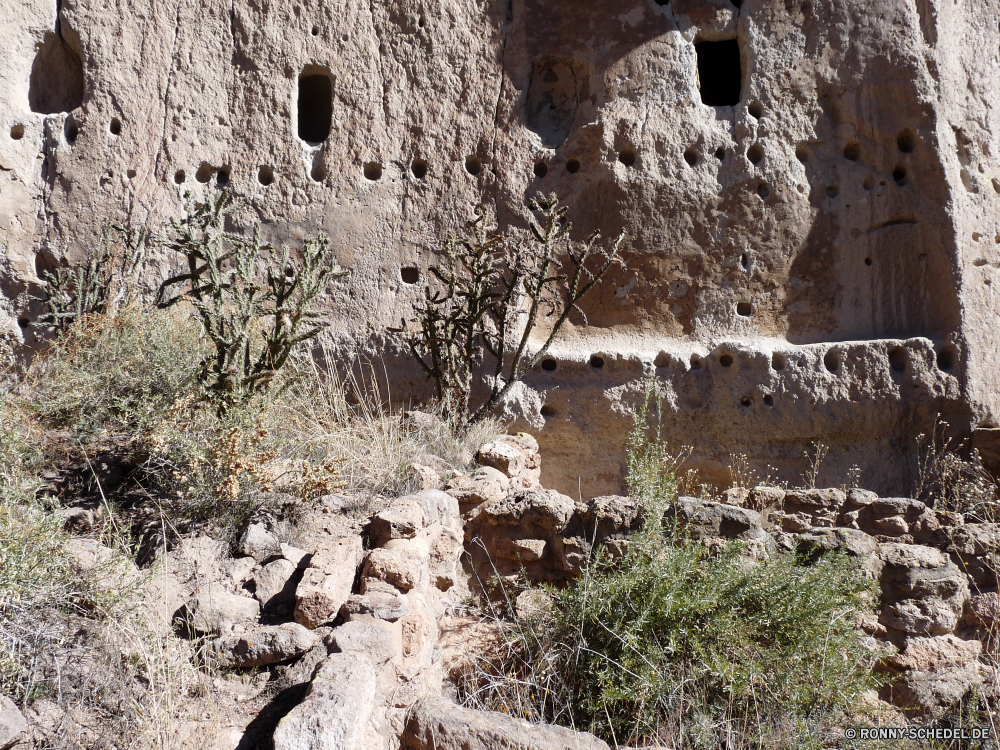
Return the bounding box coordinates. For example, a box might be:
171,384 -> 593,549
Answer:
1,429 -> 998,749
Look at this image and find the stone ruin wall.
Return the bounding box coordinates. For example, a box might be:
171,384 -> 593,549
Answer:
2,0 -> 1000,497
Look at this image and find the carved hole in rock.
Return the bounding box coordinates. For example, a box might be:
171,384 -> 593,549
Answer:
865,257 -> 873,266
35,250 -> 57,280
654,352 -> 671,368
617,148 -> 636,167
740,395 -> 752,407
756,182 -> 770,200
258,166 -> 274,185
17,317 -> 30,329
690,354 -> 702,370
109,118 -> 121,136
126,169 -> 136,179
311,25 -> 320,35
746,144 -> 764,165
10,125 -> 23,140
311,164 -> 326,182
684,148 -> 700,167
824,349 -> 840,373
973,232 -> 981,242
715,147 -> 726,160
195,162 -> 212,184
771,352 -> 786,370
736,301 -> 752,316
400,267 -> 420,284
863,177 -> 873,191
695,39 -> 741,106
795,145 -> 809,162
364,162 -> 382,181
748,101 -> 763,119
589,355 -> 605,369
533,161 -> 548,178
731,0 -> 742,7
297,71 -> 333,143
418,16 -> 426,27
465,156 -> 481,175
826,185 -> 839,199
174,169 -> 185,184
893,166 -> 907,186
936,345 -> 955,371
65,120 -> 78,144
217,168 -> 230,187
973,258 -> 987,267
411,159 -> 428,179
741,252 -> 750,269
888,346 -> 908,373
763,394 -> 774,406
566,158 -> 580,173
720,353 -> 734,367
28,31 -> 84,114
540,404 -> 557,418
525,58 -> 584,148
843,142 -> 861,161
541,358 -> 557,371
897,129 -> 916,153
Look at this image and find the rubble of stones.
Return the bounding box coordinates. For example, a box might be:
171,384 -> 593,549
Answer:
4,432 -> 998,749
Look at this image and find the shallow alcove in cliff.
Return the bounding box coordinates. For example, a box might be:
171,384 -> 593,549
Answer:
297,69 -> 333,143
28,30 -> 84,114
695,39 -> 741,106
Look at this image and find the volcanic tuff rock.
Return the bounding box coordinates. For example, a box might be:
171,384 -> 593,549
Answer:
3,0 -> 1000,495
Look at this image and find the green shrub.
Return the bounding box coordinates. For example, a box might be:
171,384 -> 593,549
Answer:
460,398 -> 883,748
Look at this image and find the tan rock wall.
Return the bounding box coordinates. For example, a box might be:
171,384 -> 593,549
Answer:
3,0 -> 1000,495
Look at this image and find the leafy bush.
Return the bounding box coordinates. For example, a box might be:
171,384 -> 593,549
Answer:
459,398 -> 883,748
156,190 -> 345,409
401,193 -> 624,426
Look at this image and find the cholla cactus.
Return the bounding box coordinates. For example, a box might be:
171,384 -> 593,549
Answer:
35,223 -> 149,331
401,193 -> 625,427
156,190 -> 346,409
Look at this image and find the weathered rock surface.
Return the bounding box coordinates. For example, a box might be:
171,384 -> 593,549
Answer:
0,696 -> 27,750
174,585 -> 261,636
272,652 -> 378,750
402,697 -> 611,750
294,535 -> 364,629
208,623 -> 318,668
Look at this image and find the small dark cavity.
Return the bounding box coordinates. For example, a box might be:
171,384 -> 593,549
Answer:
747,101 -> 763,119
740,252 -> 750,269
740,395 -> 753,407
867,217 -> 918,233
763,394 -> 774,406
17,317 -> 30,329
10,125 -> 24,140
465,156 -> 481,176
65,121 -> 79,144
690,354 -> 702,371
216,168 -> 230,187
936,346 -> 955,372
756,182 -> 770,200
795,145 -> 809,163
411,159 -> 428,179
400,267 -> 420,284
126,169 -> 136,179
824,349 -> 840,373
654,352 -> 671,368
720,353 -> 734,367
258,166 -> 275,186
865,257 -> 873,266
589,355 -> 605,369
533,161 -> 548,178
617,149 -> 636,167
311,25 -> 320,35
541,358 -> 557,371
893,166 -> 907,185
736,301 -> 752,317
566,158 -> 580,174
418,15 -> 426,27
826,185 -> 839,199
110,118 -> 122,136
311,164 -> 327,182
364,162 -> 382,181
863,177 -> 873,191
746,144 -> 764,166
843,142 -> 861,161
896,129 -> 916,153
540,404 -> 557,418
196,163 -> 212,184
888,346 -> 908,373
715,147 -> 726,160
174,169 -> 186,184
771,352 -> 786,371
684,148 -> 700,167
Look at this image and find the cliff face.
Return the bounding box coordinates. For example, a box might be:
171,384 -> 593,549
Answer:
2,0 -> 1000,495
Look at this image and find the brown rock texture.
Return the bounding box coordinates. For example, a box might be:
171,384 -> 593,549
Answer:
3,0 -> 1000,495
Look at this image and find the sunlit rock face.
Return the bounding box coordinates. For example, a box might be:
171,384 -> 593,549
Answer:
2,0 -> 999,496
